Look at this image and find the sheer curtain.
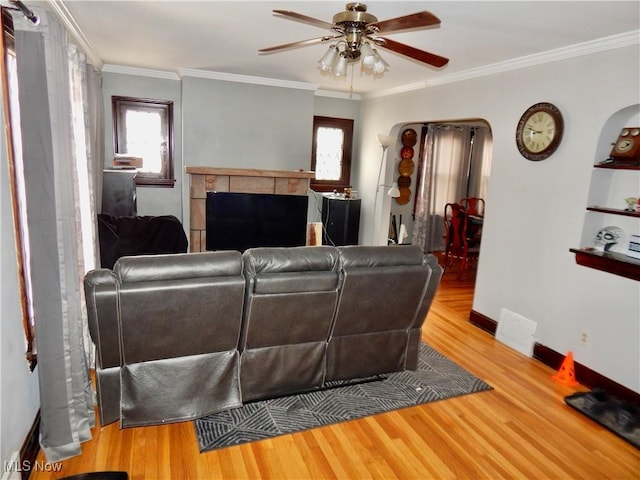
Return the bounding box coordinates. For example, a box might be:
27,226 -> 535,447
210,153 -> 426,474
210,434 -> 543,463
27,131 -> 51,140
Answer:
413,124 -> 490,252
14,9 -> 102,462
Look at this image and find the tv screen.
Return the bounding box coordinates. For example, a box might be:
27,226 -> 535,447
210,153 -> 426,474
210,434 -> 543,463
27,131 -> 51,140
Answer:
206,192 -> 308,252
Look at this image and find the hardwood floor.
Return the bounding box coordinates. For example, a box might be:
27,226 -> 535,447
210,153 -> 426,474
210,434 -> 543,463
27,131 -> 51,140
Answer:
31,263 -> 639,480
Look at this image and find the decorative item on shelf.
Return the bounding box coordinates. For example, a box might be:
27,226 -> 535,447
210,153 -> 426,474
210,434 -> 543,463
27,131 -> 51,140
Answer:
624,197 -> 638,212
627,234 -> 640,260
396,128 -> 417,205
594,226 -> 625,253
607,127 -> 640,165
113,154 -> 143,169
515,102 -> 564,161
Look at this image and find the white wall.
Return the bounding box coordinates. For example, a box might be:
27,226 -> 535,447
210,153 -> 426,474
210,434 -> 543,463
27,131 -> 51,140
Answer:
356,45 -> 640,391
102,71 -> 183,219
0,88 -> 40,468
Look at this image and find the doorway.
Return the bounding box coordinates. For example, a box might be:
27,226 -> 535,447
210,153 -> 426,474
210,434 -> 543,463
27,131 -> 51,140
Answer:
389,120 -> 493,276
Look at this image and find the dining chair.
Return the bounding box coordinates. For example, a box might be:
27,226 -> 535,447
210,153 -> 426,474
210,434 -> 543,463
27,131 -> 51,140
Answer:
443,202 -> 480,278
460,197 -> 485,217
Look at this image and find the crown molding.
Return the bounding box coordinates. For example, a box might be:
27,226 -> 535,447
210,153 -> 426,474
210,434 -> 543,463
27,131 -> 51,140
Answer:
178,68 -> 318,91
314,89 -> 362,100
102,64 -> 180,81
45,0 -> 102,68
363,30 -> 640,99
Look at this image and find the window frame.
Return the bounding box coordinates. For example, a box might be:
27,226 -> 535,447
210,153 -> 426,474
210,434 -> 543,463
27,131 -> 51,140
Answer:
310,116 -> 354,193
1,8 -> 36,369
112,95 -> 175,187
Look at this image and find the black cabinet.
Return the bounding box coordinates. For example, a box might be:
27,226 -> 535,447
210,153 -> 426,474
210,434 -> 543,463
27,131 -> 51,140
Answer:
322,196 -> 361,246
102,169 -> 137,217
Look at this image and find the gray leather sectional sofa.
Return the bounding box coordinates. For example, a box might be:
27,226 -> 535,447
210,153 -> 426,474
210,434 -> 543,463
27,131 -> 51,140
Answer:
84,245 -> 443,428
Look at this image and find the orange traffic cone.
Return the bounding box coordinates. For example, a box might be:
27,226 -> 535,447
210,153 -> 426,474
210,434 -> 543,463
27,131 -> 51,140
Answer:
552,351 -> 578,387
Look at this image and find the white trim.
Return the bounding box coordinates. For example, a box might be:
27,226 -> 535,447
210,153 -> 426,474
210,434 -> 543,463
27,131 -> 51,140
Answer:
178,68 -> 318,91
45,0 -> 102,68
314,89 -> 362,100
363,30 -> 640,99
101,64 -> 180,81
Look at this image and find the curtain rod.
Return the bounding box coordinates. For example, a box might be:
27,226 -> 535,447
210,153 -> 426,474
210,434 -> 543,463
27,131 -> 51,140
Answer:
4,0 -> 38,25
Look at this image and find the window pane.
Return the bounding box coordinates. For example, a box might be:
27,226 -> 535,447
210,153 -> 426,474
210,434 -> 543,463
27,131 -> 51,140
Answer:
124,108 -> 163,174
315,127 -> 343,181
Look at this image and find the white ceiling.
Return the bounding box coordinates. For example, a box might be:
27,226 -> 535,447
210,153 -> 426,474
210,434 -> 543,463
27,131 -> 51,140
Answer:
41,1 -> 640,96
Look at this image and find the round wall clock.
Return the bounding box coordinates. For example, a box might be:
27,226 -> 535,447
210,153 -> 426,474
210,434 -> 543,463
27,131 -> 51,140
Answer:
515,102 -> 564,161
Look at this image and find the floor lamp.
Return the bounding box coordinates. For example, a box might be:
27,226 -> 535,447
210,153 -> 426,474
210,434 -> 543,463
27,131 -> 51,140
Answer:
371,134 -> 400,244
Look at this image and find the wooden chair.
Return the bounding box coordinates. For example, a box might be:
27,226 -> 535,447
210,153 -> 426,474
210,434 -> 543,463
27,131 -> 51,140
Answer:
460,197 -> 485,217
443,203 -> 480,278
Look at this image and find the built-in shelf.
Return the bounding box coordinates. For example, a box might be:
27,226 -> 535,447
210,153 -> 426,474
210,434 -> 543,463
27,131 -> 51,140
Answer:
586,207 -> 640,218
570,248 -> 640,281
594,163 -> 640,170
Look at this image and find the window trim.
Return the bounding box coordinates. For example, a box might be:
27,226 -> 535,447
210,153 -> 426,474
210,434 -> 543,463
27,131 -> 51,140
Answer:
1,8 -> 36,369
112,95 -> 175,187
311,116 -> 354,193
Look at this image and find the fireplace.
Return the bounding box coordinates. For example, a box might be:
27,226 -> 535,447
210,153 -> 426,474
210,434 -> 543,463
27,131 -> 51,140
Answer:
185,167 -> 314,252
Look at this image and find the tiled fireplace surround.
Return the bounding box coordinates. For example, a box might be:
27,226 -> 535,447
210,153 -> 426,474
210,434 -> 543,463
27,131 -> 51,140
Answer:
185,167 -> 315,252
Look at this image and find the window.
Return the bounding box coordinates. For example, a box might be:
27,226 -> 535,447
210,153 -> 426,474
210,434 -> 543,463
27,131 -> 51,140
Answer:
112,95 -> 174,187
311,116 -> 354,192
1,8 -> 36,369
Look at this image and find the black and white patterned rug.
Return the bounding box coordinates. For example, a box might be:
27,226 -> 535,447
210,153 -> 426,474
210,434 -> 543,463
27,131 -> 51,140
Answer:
195,343 -> 492,452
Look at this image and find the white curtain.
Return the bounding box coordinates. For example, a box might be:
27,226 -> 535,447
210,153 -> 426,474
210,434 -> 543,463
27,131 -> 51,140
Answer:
14,9 -> 102,462
412,124 -> 491,252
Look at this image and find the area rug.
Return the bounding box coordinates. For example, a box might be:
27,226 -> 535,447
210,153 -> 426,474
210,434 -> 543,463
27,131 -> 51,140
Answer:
195,343 -> 492,452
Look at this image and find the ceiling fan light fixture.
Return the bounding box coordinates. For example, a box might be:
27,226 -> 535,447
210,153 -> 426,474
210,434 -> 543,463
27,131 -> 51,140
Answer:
373,50 -> 387,74
319,45 -> 339,71
333,53 -> 349,77
360,42 -> 375,70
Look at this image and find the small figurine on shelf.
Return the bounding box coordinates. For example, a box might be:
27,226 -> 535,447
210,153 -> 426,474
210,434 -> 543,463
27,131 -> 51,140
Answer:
624,197 -> 638,212
594,226 -> 625,252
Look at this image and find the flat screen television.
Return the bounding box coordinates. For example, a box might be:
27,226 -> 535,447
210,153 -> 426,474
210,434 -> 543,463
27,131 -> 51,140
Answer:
206,192 -> 308,252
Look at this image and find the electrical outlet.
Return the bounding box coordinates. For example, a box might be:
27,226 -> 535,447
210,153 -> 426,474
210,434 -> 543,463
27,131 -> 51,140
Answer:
579,330 -> 591,347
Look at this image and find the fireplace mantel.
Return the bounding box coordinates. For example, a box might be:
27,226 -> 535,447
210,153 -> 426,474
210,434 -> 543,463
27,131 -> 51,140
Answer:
185,167 -> 314,252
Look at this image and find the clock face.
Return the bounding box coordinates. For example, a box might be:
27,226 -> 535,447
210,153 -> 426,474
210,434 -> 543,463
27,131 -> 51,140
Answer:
521,112 -> 556,153
515,102 -> 564,161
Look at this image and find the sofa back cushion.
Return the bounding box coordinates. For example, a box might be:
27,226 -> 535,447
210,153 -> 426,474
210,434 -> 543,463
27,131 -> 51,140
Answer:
240,246 -> 340,401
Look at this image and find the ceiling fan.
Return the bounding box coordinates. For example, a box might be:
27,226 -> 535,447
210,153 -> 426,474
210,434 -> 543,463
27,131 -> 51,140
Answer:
259,2 -> 449,77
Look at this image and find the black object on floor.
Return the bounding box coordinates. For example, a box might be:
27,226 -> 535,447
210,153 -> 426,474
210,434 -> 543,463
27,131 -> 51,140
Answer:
565,389 -> 639,449
59,472 -> 128,480
195,343 -> 492,452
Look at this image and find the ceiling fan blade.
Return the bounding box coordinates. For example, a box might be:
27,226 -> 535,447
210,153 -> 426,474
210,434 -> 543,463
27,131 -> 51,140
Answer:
272,10 -> 334,30
259,35 -> 339,53
377,37 -> 449,68
368,11 -> 441,34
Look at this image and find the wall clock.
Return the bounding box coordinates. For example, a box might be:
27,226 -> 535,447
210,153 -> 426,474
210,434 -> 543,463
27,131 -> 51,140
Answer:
515,102 -> 564,161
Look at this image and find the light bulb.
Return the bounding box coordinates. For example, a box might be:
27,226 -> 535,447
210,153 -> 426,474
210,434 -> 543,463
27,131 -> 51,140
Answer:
319,45 -> 338,71
360,42 -> 375,70
373,51 -> 386,74
334,54 -> 349,77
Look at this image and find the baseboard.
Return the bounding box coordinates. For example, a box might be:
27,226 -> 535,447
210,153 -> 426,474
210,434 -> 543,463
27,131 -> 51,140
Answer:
468,309 -> 497,335
469,310 -> 640,406
20,410 -> 40,480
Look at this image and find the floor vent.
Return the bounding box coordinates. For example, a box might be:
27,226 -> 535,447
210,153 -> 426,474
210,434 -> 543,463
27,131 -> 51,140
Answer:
496,308 -> 537,357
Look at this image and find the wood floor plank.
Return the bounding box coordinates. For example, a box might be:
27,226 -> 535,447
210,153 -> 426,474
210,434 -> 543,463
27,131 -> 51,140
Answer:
29,264 -> 640,479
